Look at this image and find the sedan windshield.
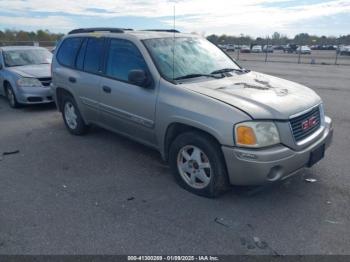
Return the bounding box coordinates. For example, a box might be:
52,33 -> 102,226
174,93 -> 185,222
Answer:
3,49 -> 52,67
143,37 -> 241,81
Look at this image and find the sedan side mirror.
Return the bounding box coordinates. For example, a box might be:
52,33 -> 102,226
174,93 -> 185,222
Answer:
128,69 -> 152,88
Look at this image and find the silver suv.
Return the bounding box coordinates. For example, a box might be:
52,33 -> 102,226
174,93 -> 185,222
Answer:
51,28 -> 333,197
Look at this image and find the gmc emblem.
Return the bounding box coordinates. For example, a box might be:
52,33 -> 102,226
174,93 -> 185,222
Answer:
302,116 -> 317,130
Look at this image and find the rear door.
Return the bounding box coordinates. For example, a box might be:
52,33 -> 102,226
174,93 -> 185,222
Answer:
54,36 -> 105,123
99,38 -> 158,146
74,37 -> 105,123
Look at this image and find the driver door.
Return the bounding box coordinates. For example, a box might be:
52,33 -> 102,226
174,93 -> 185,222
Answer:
99,38 -> 158,147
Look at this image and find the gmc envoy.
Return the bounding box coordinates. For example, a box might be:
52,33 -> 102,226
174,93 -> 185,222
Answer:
51,28 -> 333,197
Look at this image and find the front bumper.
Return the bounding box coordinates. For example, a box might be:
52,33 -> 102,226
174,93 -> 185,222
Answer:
16,86 -> 54,104
222,116 -> 333,185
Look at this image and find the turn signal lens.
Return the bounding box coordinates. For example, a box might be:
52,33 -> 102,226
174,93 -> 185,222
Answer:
236,126 -> 257,146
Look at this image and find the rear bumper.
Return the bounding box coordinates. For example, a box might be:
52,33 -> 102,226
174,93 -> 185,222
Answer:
16,86 -> 53,104
222,116 -> 333,185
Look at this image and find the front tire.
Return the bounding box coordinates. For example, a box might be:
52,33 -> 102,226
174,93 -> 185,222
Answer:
61,95 -> 89,135
5,84 -> 20,108
169,131 -> 230,198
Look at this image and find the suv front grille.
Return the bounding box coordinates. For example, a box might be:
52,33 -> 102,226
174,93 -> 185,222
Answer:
38,77 -> 52,87
290,106 -> 321,142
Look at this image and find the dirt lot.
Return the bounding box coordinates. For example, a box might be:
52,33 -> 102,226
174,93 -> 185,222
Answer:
0,61 -> 349,255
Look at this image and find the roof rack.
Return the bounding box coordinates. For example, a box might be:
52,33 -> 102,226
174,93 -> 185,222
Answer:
68,28 -> 133,35
142,29 -> 180,33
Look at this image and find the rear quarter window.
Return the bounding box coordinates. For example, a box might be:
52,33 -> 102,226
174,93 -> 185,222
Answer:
56,37 -> 83,67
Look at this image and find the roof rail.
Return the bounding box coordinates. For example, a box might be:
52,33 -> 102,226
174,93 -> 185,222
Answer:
68,28 -> 132,35
142,29 -> 180,33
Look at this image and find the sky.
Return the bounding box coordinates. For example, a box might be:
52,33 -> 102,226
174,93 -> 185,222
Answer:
0,0 -> 349,37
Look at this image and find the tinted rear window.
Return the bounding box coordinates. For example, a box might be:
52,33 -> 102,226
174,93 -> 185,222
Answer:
57,37 -> 83,67
83,38 -> 104,74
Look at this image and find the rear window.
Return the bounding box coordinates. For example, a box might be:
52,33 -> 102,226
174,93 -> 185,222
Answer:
56,37 -> 83,67
83,38 -> 104,74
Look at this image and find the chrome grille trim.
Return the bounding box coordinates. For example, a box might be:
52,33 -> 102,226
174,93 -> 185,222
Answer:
289,104 -> 323,144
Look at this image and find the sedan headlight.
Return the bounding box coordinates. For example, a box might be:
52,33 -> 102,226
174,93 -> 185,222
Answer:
235,121 -> 280,148
17,78 -> 42,87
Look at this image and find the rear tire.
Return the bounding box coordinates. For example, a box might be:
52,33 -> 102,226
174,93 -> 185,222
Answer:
61,94 -> 89,135
5,83 -> 20,108
169,131 -> 230,198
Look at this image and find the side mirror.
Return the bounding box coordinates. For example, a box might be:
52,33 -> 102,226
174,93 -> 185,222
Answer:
128,69 -> 152,88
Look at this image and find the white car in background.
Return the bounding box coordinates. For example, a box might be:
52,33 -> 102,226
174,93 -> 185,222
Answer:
339,45 -> 350,55
225,44 -> 235,52
251,45 -> 262,53
297,46 -> 311,55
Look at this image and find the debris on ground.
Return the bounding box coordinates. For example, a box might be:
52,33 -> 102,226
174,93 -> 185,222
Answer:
253,236 -> 268,249
2,150 -> 20,156
127,197 -> 135,201
305,178 -> 317,183
62,185 -> 67,189
325,219 -> 342,225
214,217 -> 229,227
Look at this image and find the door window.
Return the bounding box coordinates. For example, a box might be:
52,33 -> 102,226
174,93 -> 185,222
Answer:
106,39 -> 148,83
75,38 -> 87,70
83,38 -> 104,74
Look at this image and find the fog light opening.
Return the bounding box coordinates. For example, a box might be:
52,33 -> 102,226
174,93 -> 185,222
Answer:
267,166 -> 283,181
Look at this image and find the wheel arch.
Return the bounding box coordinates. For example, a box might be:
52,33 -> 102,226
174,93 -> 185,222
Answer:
3,79 -> 11,94
162,122 -> 223,162
56,87 -> 74,112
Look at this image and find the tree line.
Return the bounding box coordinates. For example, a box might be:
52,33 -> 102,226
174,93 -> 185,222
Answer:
0,29 -> 64,43
1,29 -> 350,46
207,32 -> 350,46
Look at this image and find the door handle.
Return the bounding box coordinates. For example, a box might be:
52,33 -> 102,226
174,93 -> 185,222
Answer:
68,77 -> 76,83
102,86 -> 112,93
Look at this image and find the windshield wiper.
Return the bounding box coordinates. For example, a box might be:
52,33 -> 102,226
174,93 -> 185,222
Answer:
174,73 -> 223,80
210,68 -> 250,74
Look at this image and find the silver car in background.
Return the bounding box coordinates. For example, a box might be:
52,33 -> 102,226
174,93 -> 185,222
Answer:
0,46 -> 53,108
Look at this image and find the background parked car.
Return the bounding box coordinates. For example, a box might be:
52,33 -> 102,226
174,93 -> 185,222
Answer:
240,45 -> 251,53
217,44 -> 225,50
251,45 -> 262,53
263,45 -> 274,53
338,45 -> 350,55
283,44 -> 298,53
0,46 -> 53,108
273,45 -> 285,50
225,44 -> 235,52
297,46 -> 312,55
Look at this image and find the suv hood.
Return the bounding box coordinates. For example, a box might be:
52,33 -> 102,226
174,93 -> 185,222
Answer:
7,64 -> 51,78
181,71 -> 321,120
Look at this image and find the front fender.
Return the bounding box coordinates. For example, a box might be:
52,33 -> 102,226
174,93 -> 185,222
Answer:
156,80 -> 251,158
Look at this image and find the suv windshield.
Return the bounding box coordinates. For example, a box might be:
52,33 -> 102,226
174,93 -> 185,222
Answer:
3,49 -> 52,67
143,37 -> 241,81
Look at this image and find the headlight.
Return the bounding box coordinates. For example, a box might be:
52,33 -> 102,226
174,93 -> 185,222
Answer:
235,121 -> 280,148
17,78 -> 42,87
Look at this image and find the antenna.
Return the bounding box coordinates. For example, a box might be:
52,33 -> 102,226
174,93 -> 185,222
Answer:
172,4 -> 176,81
